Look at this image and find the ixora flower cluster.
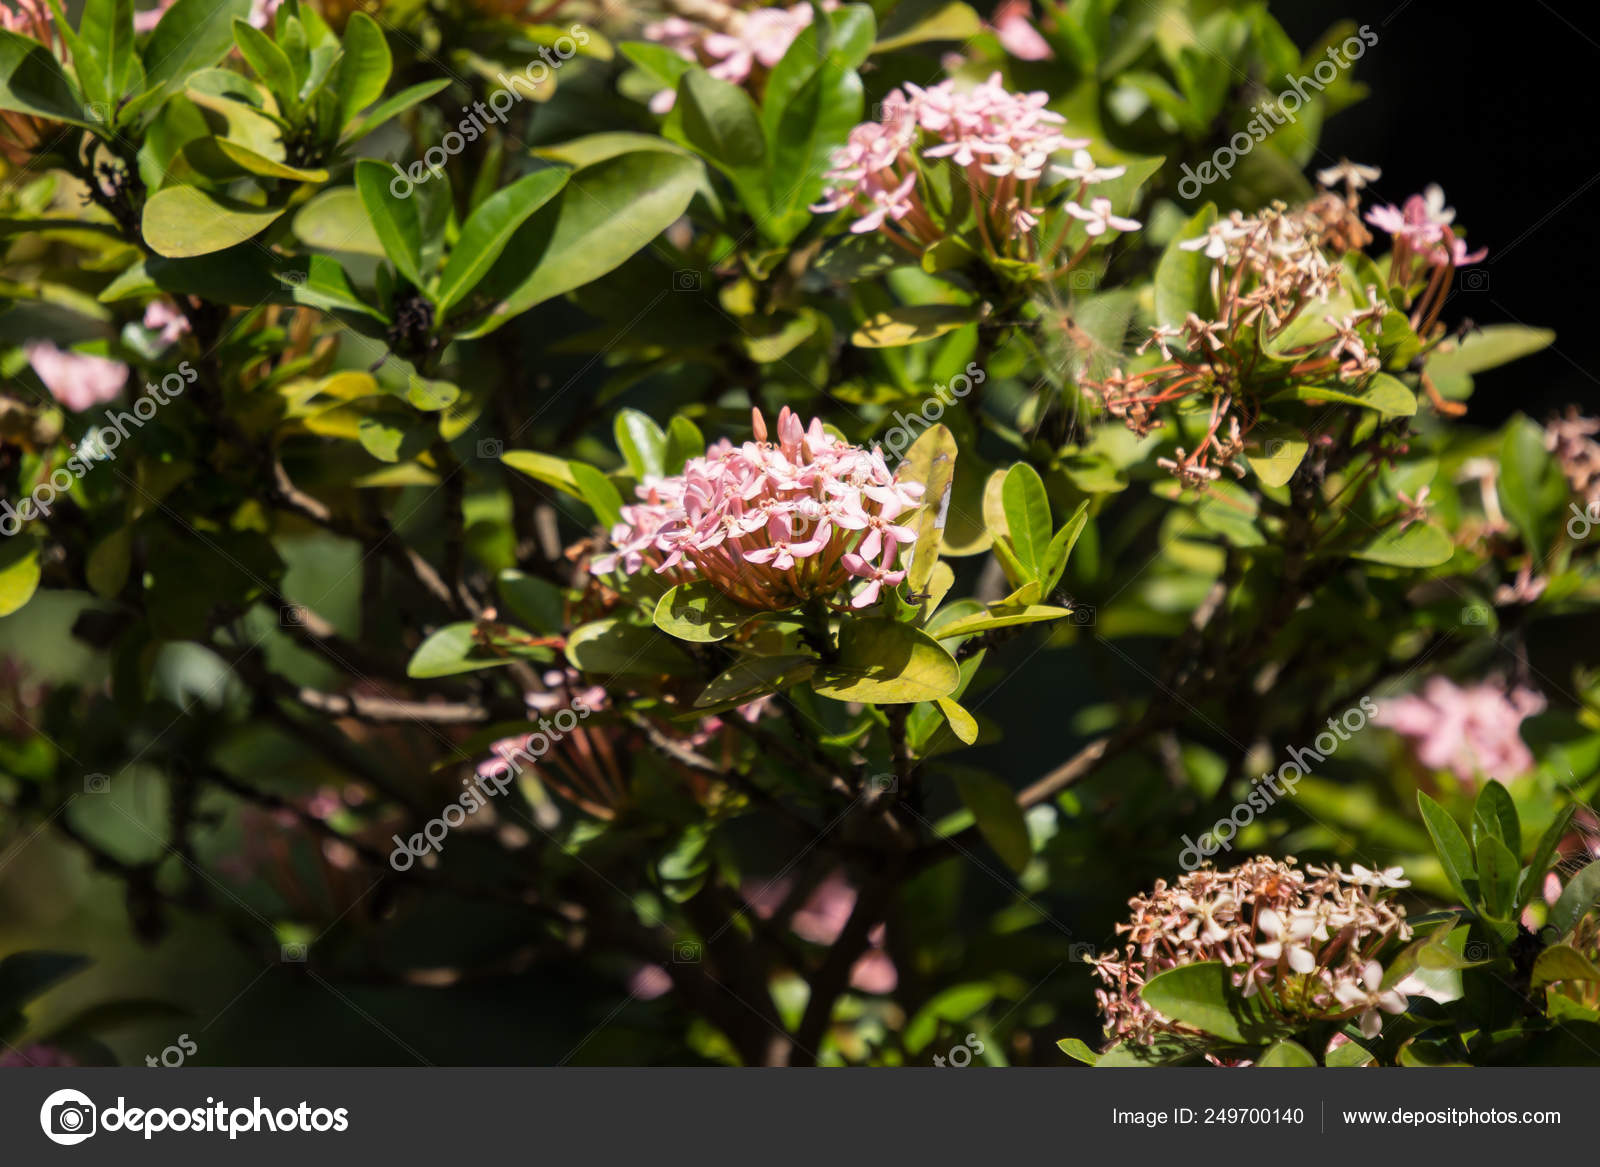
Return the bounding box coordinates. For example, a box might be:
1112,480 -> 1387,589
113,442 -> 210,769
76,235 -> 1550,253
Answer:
1089,856 -> 1414,1049
591,407 -> 925,611
811,74 -> 1136,263
1087,166 -> 1484,489
1373,676 -> 1546,784
643,2 -> 819,113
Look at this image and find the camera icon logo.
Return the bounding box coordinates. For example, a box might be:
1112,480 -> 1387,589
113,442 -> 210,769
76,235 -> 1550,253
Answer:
40,1088 -> 97,1145
1068,941 -> 1097,962
83,773 -> 111,794
1264,439 -> 1289,458
866,773 -> 897,796
672,939 -> 702,963
476,438 -> 505,459
1071,605 -> 1097,626
1460,605 -> 1488,626
1067,269 -> 1096,291
1461,270 -> 1489,291
281,942 -> 309,963
279,605 -> 306,628
672,270 -> 701,292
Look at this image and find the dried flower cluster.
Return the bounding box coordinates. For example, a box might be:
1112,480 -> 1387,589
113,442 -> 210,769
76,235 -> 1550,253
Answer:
591,406 -> 925,611
1373,675 -> 1547,784
643,2 -> 818,113
1546,408 -> 1600,513
1090,856 -> 1414,1048
1085,169 -> 1484,489
811,73 -> 1135,262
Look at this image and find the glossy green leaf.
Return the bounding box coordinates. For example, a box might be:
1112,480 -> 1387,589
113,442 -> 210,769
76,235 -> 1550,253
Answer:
1531,944 -> 1600,988
1521,805 -> 1575,909
850,303 -> 979,347
140,186 -> 286,258
1427,324 -> 1555,378
930,604 -> 1074,641
211,138 -> 330,182
0,29 -> 91,128
1153,204 -> 1216,330
1352,521 -> 1453,568
1417,791 -> 1478,909
293,185 -> 384,256
341,77 -> 451,142
233,19 -> 298,110
565,617 -> 696,677
1551,860 -> 1600,939
1257,1040 -> 1317,1067
501,450 -> 583,500
1477,833 -> 1517,919
0,535 -> 43,617
355,158 -> 427,288
614,408 -> 668,480
696,653 -> 817,708
1138,961 -> 1285,1044
1001,462 -> 1051,580
813,620 -> 960,704
1247,422 -> 1308,488
460,150 -> 701,338
653,580 -> 754,643
898,423 -> 956,595
1471,780 -> 1520,857
142,0 -> 250,106
407,622 -> 526,678
873,1 -> 982,51
334,11 -> 391,126
435,168 -> 567,312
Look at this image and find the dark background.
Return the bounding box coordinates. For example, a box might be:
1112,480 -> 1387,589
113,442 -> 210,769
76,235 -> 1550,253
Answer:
1280,0 -> 1599,423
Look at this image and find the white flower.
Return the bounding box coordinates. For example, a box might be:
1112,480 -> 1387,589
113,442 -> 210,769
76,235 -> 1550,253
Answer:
1056,149 -> 1125,185
1255,908 -> 1317,974
1333,959 -> 1407,1038
1316,159 -> 1381,190
1065,197 -> 1139,237
1348,864 -> 1410,889
1178,219 -> 1249,259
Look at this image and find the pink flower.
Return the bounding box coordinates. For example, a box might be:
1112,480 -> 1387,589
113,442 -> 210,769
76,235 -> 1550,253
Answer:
746,870 -> 898,993
991,0 -> 1053,61
143,300 -> 190,345
25,342 -> 127,412
1373,676 -> 1547,783
643,3 -> 820,111
134,1 -> 173,32
592,406 -> 924,612
0,1043 -> 77,1067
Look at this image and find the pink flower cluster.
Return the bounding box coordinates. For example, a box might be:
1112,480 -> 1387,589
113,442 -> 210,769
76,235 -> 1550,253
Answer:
1373,676 -> 1546,784
812,74 -> 1132,259
1090,856 -> 1414,1049
1364,184 -> 1486,274
24,342 -> 127,413
643,3 -> 818,114
744,869 -> 898,993
591,407 -> 925,611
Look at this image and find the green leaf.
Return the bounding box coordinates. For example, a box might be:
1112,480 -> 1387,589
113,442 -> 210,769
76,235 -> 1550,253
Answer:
293,185 -> 384,256
434,168 -> 567,312
356,404 -> 432,464
1551,860 -> 1600,939
284,253 -> 386,320
496,570 -> 565,634
565,617 -> 696,677
501,450 -> 583,500
1351,521 -> 1453,568
898,423 -> 956,595
0,29 -> 91,128
334,11 -> 391,126
86,526 -> 132,599
614,408 -> 667,480
934,696 -> 978,744
78,0 -> 138,110
1138,961 -> 1285,1044
0,535 -> 43,617
141,185 -> 286,258
1427,324 -> 1555,378
1257,1039 -> 1317,1067
206,137 -> 328,182
341,77 -> 450,142
1521,805 -> 1575,909
675,67 -> 767,217
1325,1040 -> 1375,1067
873,1 -> 982,51
142,0 -> 250,107
850,303 -> 979,348
407,622 -> 525,678
813,620 -> 960,704
653,580 -> 754,643
1001,462 -> 1051,580
1247,422 -> 1307,488
953,772 -> 1031,873
460,150 -> 701,338
1056,1037 -> 1100,1066
233,19 -> 298,110
569,462 -> 624,529
355,158 -> 426,289
1039,501 -> 1088,596
1471,780 -> 1521,857
1274,374 -> 1416,416
1531,944 -> 1600,988
664,415 -> 705,474
618,40 -> 694,89
1154,204 -> 1216,330
1498,414 -> 1568,556
1477,834 -> 1517,919
930,604 -> 1073,641
696,652 -> 817,708
1417,791 -> 1478,909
